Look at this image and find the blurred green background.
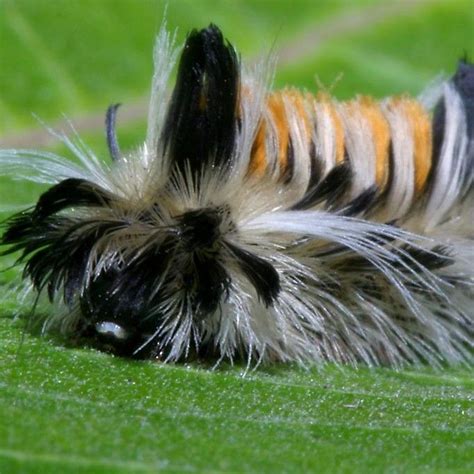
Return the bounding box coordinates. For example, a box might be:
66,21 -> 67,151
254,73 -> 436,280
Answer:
1,1 -> 473,473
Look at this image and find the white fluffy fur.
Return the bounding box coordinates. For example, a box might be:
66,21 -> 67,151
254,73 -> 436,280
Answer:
0,29 -> 473,367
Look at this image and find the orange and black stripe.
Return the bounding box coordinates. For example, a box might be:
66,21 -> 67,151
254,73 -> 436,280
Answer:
248,89 -> 434,212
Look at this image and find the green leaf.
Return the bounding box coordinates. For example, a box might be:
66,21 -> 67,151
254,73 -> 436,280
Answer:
1,1 -> 473,472
1,318 -> 474,473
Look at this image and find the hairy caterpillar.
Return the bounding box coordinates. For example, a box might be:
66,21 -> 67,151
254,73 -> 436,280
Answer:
0,25 -> 472,366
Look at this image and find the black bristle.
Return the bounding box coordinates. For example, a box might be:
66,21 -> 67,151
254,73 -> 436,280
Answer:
430,96 -> 446,188
227,243 -> 280,306
281,138 -> 295,184
187,253 -> 230,315
453,59 -> 474,139
307,140 -> 323,191
34,178 -> 112,219
380,140 -> 395,200
290,161 -> 352,211
337,186 -> 379,217
162,24 -> 239,179
2,210 -> 126,304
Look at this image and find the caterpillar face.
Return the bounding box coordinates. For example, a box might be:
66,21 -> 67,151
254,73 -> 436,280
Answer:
1,25 -> 473,365
79,206 -> 235,356
76,203 -> 278,357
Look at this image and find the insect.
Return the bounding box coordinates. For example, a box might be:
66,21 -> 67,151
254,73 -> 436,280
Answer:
0,24 -> 472,366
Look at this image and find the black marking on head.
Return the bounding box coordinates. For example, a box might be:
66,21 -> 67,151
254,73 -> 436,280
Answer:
290,161 -> 352,211
81,267 -> 156,358
78,236 -> 176,352
106,103 -> 121,162
82,266 -> 156,330
177,207 -> 222,250
176,207 -> 231,315
33,178 -> 112,219
227,243 -> 280,306
162,24 -> 239,179
184,253 -> 231,316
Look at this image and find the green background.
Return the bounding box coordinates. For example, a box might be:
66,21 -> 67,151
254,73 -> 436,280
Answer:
0,1 -> 473,472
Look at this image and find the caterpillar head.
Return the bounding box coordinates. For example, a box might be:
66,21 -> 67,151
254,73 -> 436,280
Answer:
2,25 -> 282,360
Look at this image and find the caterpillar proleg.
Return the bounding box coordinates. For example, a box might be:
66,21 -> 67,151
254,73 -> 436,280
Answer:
1,25 -> 473,366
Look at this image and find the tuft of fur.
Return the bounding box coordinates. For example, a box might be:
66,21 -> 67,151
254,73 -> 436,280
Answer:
0,25 -> 473,367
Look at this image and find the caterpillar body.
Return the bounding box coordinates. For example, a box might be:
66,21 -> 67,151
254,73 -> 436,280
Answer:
1,25 -> 473,366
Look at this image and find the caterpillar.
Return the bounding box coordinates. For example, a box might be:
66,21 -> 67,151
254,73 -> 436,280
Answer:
0,25 -> 473,366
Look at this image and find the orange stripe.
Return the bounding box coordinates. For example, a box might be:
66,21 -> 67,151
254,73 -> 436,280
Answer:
389,97 -> 433,194
248,119 -> 267,177
353,96 -> 391,189
249,90 -> 314,179
266,92 -> 290,178
405,99 -> 432,194
247,89 -> 431,194
248,92 -> 290,178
